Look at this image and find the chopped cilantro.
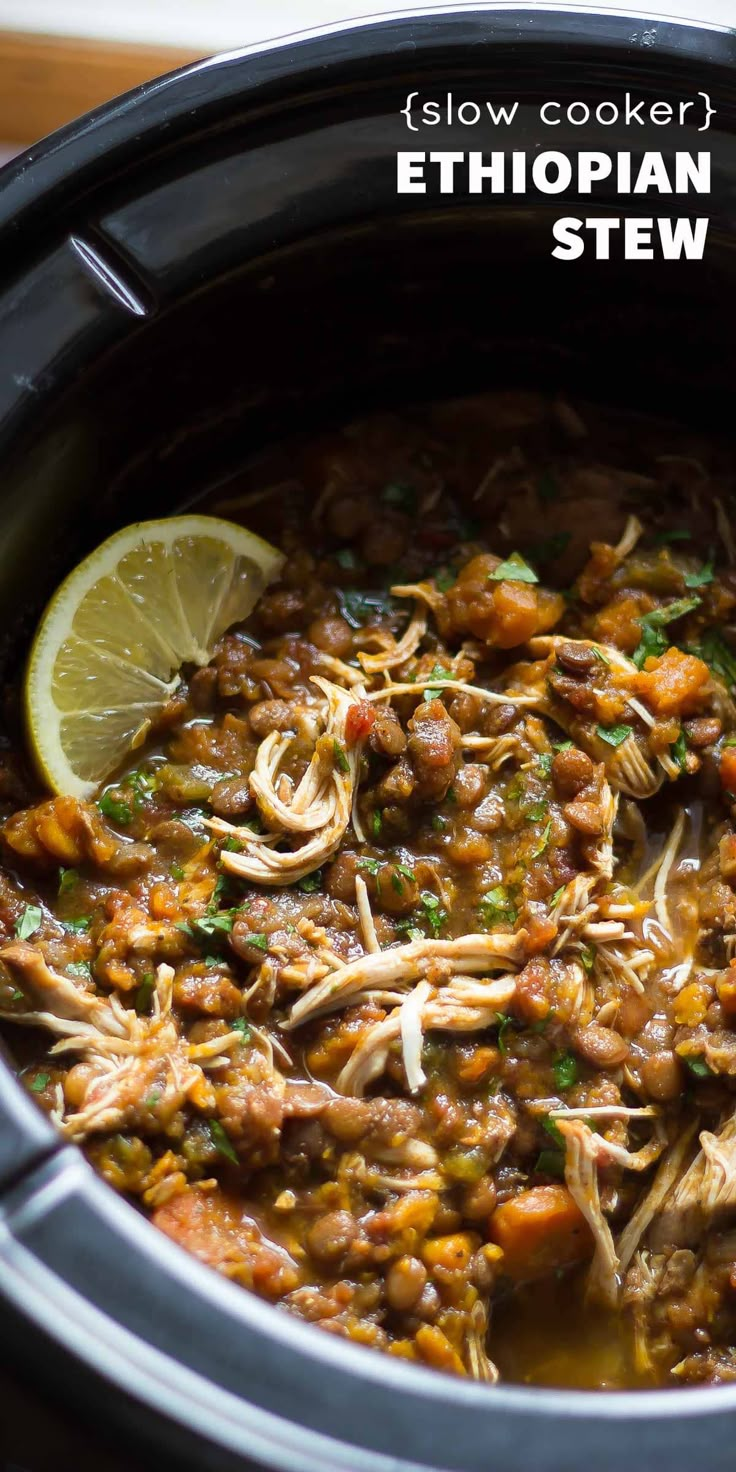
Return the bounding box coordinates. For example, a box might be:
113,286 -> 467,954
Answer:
357,857 -> 381,876
495,1012 -> 514,1055
423,664 -> 453,702
231,1018 -> 252,1040
11,989 -> 23,1002
15,905 -> 43,940
434,569 -> 456,593
337,588 -> 398,630
371,809 -> 383,838
335,547 -> 360,570
552,739 -> 573,752
489,551 -> 538,584
670,729 -> 688,772
526,799 -> 548,822
536,753 -> 553,778
30,1073 -> 50,1093
688,629 -> 736,688
145,1092 -> 161,1108
543,1117 -> 565,1148
134,973 -> 156,1014
209,1119 -> 239,1164
553,1052 -> 578,1091
591,646 -> 610,666
63,916 -> 90,934
333,740 -> 350,774
297,869 -> 322,893
58,868 -> 78,896
478,885 -> 518,928
223,836 -> 242,853
171,862 -> 186,880
632,596 -> 702,669
98,790 -> 133,825
397,863 -> 416,881
596,723 -> 632,748
66,961 -> 91,980
685,1055 -> 713,1079
531,820 -> 552,858
581,945 -> 596,973
550,886 -> 565,908
247,933 -> 269,952
535,1149 -> 565,1179
684,562 -> 714,589
419,891 -> 446,937
431,813 -> 447,832
395,920 -> 425,942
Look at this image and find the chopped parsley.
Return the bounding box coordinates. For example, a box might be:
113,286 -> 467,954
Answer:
543,1117 -> 565,1148
596,723 -> 633,748
423,664 -> 453,702
526,799 -> 548,822
63,916 -> 90,934
231,1018 -> 252,1041
15,905 -> 43,940
98,789 -> 133,826
489,551 -> 538,585
552,738 -> 573,752
684,1055 -> 713,1079
247,933 -> 269,952
30,1073 -> 50,1093
222,836 -> 242,853
337,588 -> 398,630
495,1012 -> 514,1055
652,528 -> 691,546
580,945 -> 596,973
419,891 -> 446,937
478,885 -> 518,928
371,810 -> 383,838
535,1149 -> 565,1179
134,973 -> 156,1014
552,1052 -> 578,1091
333,740 -> 350,774
531,820 -> 552,858
66,961 -> 92,980
550,886 -> 565,908
688,628 -> 736,688
684,561 -> 714,589
670,729 -> 688,772
58,868 -> 78,896
297,869 -> 322,893
209,1119 -> 239,1164
632,595 -> 702,669
536,753 -> 553,778
171,862 -> 186,880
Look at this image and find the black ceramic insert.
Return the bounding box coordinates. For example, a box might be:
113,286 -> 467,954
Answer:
0,9 -> 735,1470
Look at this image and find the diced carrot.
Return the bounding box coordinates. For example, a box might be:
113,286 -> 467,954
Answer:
633,646 -> 710,718
487,1185 -> 592,1280
673,980 -> 712,1027
721,747 -> 736,794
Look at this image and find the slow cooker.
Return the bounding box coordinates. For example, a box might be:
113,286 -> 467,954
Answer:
0,7 -> 735,1469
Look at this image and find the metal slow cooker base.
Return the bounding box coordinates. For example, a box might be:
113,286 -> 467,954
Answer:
1,8 -> 736,1468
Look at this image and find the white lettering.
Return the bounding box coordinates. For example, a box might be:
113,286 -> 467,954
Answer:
540,101 -> 560,125
634,153 -> 672,194
675,151 -> 710,193
650,102 -> 673,125
422,101 -> 441,126
577,153 -> 613,193
568,102 -> 590,126
397,152 -> 426,193
551,217 -> 584,260
458,101 -> 481,126
532,152 -> 572,194
468,152 -> 505,193
485,100 -> 520,126
429,150 -> 464,192
587,218 -> 621,259
658,217 -> 709,259
595,102 -> 618,125
626,218 -> 654,258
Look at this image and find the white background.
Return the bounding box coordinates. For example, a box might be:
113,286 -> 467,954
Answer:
0,0 -> 731,53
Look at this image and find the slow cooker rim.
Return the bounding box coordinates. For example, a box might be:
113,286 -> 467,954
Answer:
0,9 -> 735,1468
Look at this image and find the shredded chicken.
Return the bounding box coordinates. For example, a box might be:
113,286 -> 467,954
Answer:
559,1118 -> 619,1308
357,601 -> 427,674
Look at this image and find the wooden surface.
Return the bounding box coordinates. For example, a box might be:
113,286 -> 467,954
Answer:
0,29 -> 202,144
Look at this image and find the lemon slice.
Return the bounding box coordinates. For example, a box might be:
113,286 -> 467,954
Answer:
25,515 -> 284,798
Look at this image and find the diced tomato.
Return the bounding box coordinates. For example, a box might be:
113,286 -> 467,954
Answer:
345,700 -> 376,745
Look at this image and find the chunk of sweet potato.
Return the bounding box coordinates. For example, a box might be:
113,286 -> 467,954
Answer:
633,647 -> 710,717
488,1184 -> 592,1280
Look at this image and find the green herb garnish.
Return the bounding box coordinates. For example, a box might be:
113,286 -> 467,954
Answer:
231,1018 -> 252,1040
478,885 -> 518,929
535,1149 -> 565,1179
419,891 -> 446,937
15,905 -> 43,940
632,596 -> 702,669
98,790 -> 133,825
531,820 -> 552,858
209,1119 -> 239,1164
371,810 -> 383,838
685,1055 -> 713,1079
134,973 -> 156,1014
684,562 -> 714,589
333,740 -> 349,774
30,1073 -> 50,1093
381,482 -> 415,513
553,1052 -> 578,1091
596,723 -> 633,748
489,552 -> 538,584
297,869 -> 322,893
536,753 -> 553,778
58,868 -> 78,896
670,729 -> 688,772
495,1012 -> 514,1055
